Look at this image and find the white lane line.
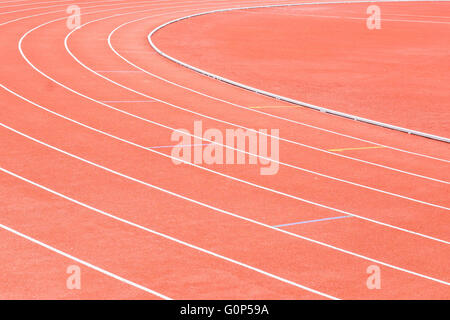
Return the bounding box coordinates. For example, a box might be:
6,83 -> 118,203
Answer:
0,121 -> 449,286
0,221 -> 171,300
0,167 -> 339,300
2,83 -> 449,245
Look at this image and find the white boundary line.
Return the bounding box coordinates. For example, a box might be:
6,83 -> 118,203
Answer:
0,220 -> 171,300
0,167 -> 339,300
148,0 -> 450,143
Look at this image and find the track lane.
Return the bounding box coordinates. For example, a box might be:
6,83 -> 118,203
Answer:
14,2 -> 450,211
1,0 -> 446,254
9,26 -> 450,245
63,5 -> 445,190
0,0 -> 73,10
1,85 -> 449,291
0,0 -> 166,26
0,126 -> 448,298
0,228 -> 163,299
0,0 -> 121,16
2,74 -> 450,246
14,3 -> 450,232
1,0 -> 448,300
1,169 -> 331,299
63,5 -> 450,194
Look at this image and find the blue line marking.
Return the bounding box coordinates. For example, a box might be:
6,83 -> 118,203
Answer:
273,215 -> 351,228
148,143 -> 212,149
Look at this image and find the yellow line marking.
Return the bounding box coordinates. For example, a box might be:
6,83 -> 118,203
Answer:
328,146 -> 386,152
250,106 -> 299,109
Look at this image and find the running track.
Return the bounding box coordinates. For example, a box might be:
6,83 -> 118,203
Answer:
0,0 -> 448,299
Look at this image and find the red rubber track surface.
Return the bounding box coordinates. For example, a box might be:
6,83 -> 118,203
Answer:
153,1 -> 450,137
0,0 -> 449,299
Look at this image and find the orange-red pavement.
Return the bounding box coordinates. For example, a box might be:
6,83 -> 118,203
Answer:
0,0 -> 448,299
